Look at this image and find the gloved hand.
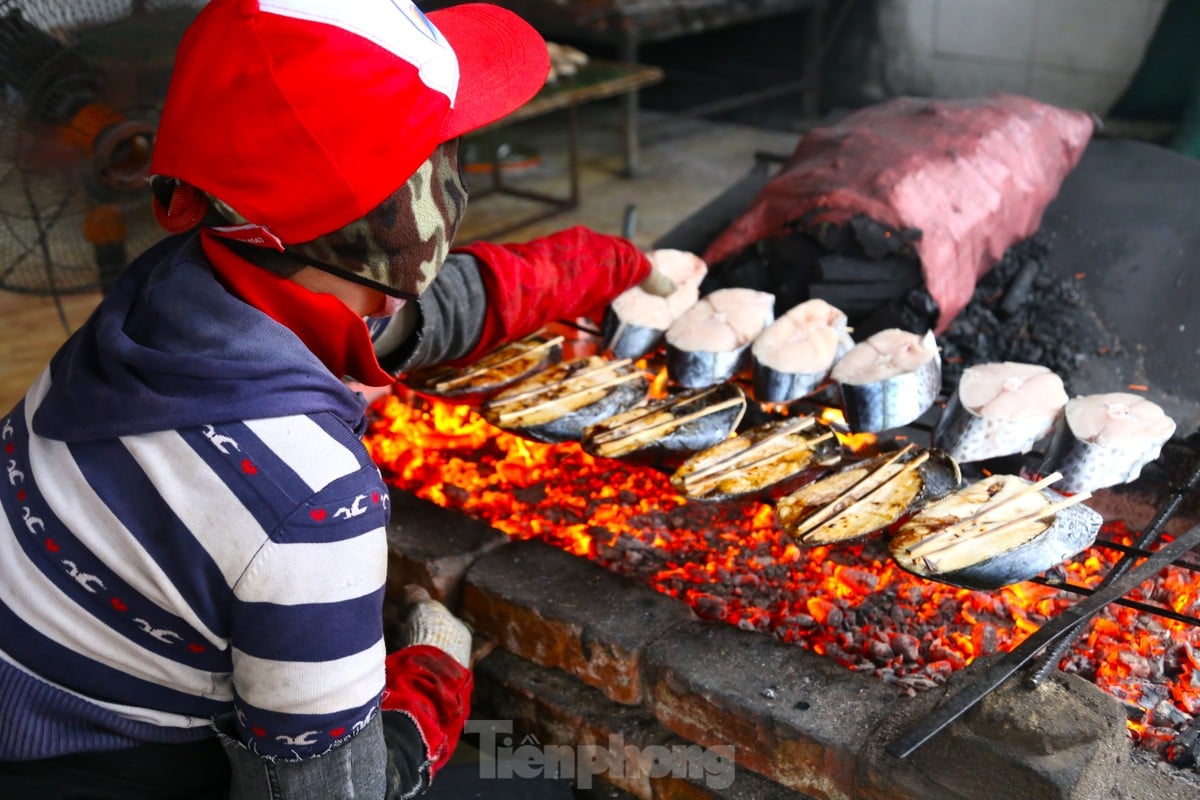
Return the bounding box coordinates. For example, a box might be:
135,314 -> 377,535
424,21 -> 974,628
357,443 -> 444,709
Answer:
637,261 -> 676,297
380,588 -> 474,789
396,586 -> 472,668
453,226 -> 653,362
639,249 -> 707,297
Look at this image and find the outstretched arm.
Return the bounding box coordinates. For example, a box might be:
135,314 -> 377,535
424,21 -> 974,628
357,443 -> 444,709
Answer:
371,226 -> 656,372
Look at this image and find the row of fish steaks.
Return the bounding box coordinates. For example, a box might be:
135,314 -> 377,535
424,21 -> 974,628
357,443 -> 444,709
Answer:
402,252 -> 1176,591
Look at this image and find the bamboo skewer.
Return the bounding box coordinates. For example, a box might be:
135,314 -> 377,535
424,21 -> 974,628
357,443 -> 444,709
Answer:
794,450 -> 929,540
587,386 -> 724,445
486,359 -> 633,409
434,336 -> 563,391
592,396 -> 744,451
903,472 -> 1063,557
494,371 -> 646,425
919,492 -> 1094,567
683,432 -> 836,496
788,444 -> 916,536
798,453 -> 931,541
680,415 -> 818,486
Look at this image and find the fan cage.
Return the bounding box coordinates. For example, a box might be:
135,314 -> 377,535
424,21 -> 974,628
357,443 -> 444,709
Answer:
0,0 -> 206,296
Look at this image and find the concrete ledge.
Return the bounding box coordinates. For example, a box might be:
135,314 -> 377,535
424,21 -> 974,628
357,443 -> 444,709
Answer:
642,620 -> 898,800
383,490 -> 1200,799
462,539 -> 696,704
859,665 -> 1198,800
385,486 -> 509,611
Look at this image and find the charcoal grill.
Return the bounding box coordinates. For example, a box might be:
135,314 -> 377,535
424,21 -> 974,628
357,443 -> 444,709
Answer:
876,418 -> 1200,759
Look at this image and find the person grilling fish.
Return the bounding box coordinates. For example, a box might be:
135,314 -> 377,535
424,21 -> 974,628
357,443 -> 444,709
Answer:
0,1 -> 687,797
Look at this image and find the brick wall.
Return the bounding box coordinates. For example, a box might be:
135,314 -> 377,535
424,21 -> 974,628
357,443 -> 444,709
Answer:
382,486 -> 1198,799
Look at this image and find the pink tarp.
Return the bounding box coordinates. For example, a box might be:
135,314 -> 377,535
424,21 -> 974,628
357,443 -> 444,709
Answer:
702,94 -> 1095,331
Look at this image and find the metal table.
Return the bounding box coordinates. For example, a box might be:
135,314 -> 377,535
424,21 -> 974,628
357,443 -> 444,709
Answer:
425,0 -> 829,175
463,60 -> 663,241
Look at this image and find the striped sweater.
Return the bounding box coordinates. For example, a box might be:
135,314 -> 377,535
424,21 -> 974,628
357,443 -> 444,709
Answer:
0,234 -> 392,761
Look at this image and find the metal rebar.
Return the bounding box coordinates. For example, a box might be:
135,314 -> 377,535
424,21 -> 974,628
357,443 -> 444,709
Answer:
885,520 -> 1200,760
1028,576 -> 1200,628
1023,453 -> 1200,688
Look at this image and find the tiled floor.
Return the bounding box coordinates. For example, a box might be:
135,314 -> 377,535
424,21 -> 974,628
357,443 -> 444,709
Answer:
0,106 -> 800,412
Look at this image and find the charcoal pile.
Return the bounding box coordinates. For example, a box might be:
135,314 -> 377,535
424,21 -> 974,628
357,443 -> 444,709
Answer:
698,213 -> 924,325
701,94 -> 1095,331
897,234 -> 1120,394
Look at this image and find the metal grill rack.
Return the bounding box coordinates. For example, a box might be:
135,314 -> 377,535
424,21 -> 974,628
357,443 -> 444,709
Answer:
490,324 -> 1200,757
859,402 -> 1200,758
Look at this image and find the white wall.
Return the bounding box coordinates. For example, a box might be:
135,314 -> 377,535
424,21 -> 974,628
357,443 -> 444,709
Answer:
876,0 -> 1168,113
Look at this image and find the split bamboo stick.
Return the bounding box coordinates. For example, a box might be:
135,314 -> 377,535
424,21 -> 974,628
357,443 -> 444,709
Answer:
494,371 -> 645,425
903,472 -> 1063,557
592,396 -> 745,456
918,492 -> 1094,565
486,358 -> 633,409
683,432 -> 836,497
434,336 -> 563,391
794,450 -> 929,540
680,415 -> 818,486
587,385 -> 724,445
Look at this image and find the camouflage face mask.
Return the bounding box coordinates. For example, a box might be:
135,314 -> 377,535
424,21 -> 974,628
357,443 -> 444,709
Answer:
282,138 -> 468,298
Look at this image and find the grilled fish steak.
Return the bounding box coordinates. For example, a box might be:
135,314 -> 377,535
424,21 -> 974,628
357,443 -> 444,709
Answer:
830,329 -> 940,433
406,333 -> 563,400
482,356 -> 649,444
581,383 -> 747,464
670,416 -> 843,503
777,447 -> 961,546
890,473 -> 1101,590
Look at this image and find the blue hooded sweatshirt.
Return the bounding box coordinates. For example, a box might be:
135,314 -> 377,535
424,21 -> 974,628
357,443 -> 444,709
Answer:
0,233 -> 393,761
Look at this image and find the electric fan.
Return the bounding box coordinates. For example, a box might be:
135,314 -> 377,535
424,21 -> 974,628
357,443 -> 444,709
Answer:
0,0 -> 204,327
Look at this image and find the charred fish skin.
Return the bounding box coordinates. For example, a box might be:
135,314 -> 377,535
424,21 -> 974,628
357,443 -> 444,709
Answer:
652,386 -> 748,455
518,378 -> 649,444
890,476 -> 1103,591
920,497 -> 1101,591
832,330 -> 941,434
667,345 -> 751,390
915,449 -> 963,501
669,418 -> 843,504
1038,393 -> 1176,494
665,405 -> 744,453
581,385 -> 747,466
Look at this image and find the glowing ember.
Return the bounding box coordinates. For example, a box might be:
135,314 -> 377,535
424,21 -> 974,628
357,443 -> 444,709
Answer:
365,391 -> 1200,752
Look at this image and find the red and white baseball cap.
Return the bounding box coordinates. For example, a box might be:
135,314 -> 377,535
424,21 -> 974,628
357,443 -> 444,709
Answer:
150,0 -> 549,244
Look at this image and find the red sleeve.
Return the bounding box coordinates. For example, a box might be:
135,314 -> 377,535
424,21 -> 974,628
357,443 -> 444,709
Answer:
452,226 -> 652,362
380,645 -> 473,778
